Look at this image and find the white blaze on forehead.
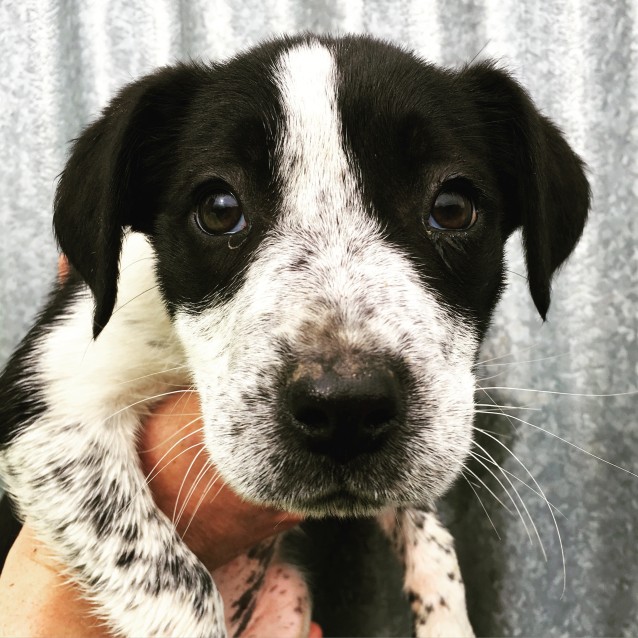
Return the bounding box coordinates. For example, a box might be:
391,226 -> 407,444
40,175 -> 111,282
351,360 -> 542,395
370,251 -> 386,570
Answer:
273,41 -> 367,228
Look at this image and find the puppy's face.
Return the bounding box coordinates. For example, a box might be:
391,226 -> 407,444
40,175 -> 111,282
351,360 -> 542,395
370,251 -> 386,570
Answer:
54,36 -> 590,517
157,40 -> 506,516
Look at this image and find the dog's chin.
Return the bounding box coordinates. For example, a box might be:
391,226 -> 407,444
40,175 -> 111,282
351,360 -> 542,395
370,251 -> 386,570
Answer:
236,479 -> 439,519
284,489 -> 393,518
213,449 -> 450,519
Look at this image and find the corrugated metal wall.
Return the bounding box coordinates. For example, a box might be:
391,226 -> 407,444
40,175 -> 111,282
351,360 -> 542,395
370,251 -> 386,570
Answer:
1,1 -> 636,634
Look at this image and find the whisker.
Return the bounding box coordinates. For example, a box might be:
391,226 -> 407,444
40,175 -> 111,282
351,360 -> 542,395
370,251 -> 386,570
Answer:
505,268 -> 527,280
115,365 -> 190,386
494,464 -> 565,518
181,465 -> 221,538
473,389 -> 547,557
174,450 -> 211,529
475,370 -> 509,383
107,389 -> 197,421
476,352 -> 570,368
466,39 -> 492,66
463,461 -> 515,516
476,426 -> 566,596
475,344 -> 542,366
478,386 -> 638,399
468,444 -> 537,549
172,446 -> 207,525
469,447 -> 563,514
448,117 -> 517,131
111,285 -> 160,317
461,474 -> 501,539
144,426 -> 203,485
274,513 -> 294,530
200,479 -> 226,512
111,439 -> 204,523
118,255 -> 156,274
475,403 -> 541,411
139,416 -> 202,454
475,409 -> 638,480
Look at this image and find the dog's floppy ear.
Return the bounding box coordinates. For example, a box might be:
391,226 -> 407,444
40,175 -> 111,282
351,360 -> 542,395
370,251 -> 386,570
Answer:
54,64 -> 204,338
461,63 -> 591,319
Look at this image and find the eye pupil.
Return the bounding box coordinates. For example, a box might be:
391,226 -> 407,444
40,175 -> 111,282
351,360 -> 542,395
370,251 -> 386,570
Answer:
196,190 -> 246,235
429,191 -> 476,230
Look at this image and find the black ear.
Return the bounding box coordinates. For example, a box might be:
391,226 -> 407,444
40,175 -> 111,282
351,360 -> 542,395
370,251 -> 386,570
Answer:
54,64 -> 205,338
461,63 -> 591,319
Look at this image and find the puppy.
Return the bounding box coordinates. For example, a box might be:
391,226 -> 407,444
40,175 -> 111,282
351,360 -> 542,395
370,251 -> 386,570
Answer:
0,34 -> 589,637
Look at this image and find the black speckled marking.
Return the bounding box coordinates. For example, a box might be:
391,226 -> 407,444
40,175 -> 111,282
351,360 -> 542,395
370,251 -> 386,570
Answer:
231,579 -> 263,638
408,590 -> 423,606
230,540 -> 276,637
116,548 -> 137,567
246,539 -> 276,563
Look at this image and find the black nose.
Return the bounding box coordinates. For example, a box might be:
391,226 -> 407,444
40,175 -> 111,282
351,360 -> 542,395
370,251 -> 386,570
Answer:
285,363 -> 402,462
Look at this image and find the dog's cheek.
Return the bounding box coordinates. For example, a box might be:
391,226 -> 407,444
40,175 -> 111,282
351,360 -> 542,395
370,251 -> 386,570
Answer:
172,305 -> 278,486
406,342 -> 478,499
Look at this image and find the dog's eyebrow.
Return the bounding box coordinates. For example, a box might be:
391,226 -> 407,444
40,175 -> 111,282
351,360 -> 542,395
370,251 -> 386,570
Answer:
233,116 -> 272,166
399,113 -> 460,164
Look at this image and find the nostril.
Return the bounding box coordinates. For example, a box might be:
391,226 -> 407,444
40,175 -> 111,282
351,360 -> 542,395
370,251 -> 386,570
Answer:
285,363 -> 403,459
294,405 -> 330,431
287,381 -> 339,441
365,403 -> 397,430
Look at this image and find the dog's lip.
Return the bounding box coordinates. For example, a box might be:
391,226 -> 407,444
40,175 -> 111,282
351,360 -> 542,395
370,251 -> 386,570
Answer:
299,486 -> 388,511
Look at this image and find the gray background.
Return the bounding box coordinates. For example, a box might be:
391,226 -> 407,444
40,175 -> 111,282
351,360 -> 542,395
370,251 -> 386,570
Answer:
1,0 -> 637,635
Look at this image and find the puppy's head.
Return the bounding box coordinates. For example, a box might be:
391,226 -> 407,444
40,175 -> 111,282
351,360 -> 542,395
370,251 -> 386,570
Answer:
54,36 -> 589,516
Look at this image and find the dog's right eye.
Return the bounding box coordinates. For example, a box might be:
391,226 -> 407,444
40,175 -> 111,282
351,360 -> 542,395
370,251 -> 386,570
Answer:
195,190 -> 247,235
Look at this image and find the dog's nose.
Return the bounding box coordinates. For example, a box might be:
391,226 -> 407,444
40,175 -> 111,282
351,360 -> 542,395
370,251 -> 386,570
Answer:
285,363 -> 402,462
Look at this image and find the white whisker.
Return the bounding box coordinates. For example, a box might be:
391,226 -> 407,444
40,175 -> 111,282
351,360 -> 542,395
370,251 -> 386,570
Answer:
174,454 -> 213,531
475,409 -> 638,480
473,389 -> 548,559
476,426 -> 566,596
475,344 -> 542,366
181,465 -> 221,539
115,366 -> 190,386
463,461 -> 515,516
476,352 -> 569,368
107,389 -> 197,420
139,416 -> 202,454
145,431 -> 203,486
172,446 -> 207,525
475,403 -> 541,411
496,465 -> 565,518
461,473 -> 501,539
469,444 -> 537,549
475,370 -> 509,383
479,386 -> 638,399
470,446 -> 564,516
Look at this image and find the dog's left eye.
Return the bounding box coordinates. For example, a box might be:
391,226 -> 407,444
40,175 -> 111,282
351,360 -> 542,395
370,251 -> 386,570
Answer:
195,190 -> 247,235
428,190 -> 477,231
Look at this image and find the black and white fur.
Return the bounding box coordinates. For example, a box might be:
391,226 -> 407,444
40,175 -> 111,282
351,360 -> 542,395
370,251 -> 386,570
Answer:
0,35 -> 589,637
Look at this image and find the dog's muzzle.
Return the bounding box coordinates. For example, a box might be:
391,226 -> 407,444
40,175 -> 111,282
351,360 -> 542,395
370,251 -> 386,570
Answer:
283,355 -> 405,463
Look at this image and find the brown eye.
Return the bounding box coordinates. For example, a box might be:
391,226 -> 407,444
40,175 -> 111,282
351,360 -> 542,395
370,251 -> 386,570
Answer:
428,190 -> 477,230
195,190 -> 246,235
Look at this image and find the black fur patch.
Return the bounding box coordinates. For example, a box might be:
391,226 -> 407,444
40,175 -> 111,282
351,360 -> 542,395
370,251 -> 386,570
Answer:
0,272 -> 85,446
